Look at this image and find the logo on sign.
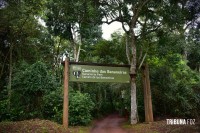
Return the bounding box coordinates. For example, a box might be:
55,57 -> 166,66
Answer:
73,71 -> 81,79
72,66 -> 82,79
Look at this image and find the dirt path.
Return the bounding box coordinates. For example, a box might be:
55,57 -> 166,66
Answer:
90,114 -> 128,133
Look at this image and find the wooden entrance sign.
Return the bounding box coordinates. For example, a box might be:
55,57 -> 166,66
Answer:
62,59 -> 154,128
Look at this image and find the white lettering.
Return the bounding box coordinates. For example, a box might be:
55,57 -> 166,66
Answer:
167,119 -> 195,125
100,70 -> 106,73
107,70 -> 122,74
100,76 -> 114,79
82,69 -> 99,73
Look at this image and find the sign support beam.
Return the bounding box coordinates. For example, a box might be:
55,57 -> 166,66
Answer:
63,58 -> 69,129
142,63 -> 153,123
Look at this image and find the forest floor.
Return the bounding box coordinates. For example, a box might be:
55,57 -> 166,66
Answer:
0,116 -> 199,133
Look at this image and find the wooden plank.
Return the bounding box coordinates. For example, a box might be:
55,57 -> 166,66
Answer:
63,58 -> 69,129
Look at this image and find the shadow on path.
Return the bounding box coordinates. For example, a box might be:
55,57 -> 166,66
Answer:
90,114 -> 128,133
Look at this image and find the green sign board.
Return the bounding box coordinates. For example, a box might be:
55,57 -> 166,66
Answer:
69,64 -> 130,83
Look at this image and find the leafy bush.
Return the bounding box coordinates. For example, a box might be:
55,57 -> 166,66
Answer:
0,100 -> 10,121
42,87 -> 63,123
69,91 -> 95,125
43,89 -> 95,126
10,61 -> 58,120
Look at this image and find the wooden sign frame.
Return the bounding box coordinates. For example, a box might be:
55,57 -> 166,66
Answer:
62,58 -> 153,129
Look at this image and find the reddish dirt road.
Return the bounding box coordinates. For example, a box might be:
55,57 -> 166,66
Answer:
90,114 -> 128,133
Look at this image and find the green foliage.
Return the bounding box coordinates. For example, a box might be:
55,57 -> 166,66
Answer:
69,91 -> 94,126
12,61 -> 57,94
0,100 -> 10,121
0,0 -> 200,125
82,32 -> 127,64
149,54 -> 200,118
76,82 -> 131,119
0,0 -> 52,95
45,0 -> 102,40
42,87 -> 63,123
187,28 -> 200,70
43,88 -> 95,126
9,61 -> 58,120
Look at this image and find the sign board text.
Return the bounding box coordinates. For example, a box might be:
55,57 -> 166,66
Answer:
69,64 -> 130,83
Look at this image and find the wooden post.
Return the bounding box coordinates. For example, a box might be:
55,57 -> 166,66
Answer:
142,65 -> 149,122
63,58 -> 69,129
145,64 -> 153,122
142,64 -> 153,123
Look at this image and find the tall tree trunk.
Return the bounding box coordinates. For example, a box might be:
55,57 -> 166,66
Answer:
75,44 -> 81,62
130,31 -> 137,124
72,24 -> 82,91
129,0 -> 150,124
7,44 -> 13,111
130,76 -> 137,124
73,41 -> 77,61
53,37 -> 62,80
74,44 -> 81,91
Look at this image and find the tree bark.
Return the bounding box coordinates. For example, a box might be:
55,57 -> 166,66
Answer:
130,30 -> 137,124
130,75 -> 137,124
129,0 -> 150,124
75,44 -> 81,62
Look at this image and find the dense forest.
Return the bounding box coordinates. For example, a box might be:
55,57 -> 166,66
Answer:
0,0 -> 200,126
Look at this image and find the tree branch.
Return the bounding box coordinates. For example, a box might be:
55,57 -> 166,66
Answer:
131,0 -> 151,29
102,17 -> 120,24
126,35 -> 131,64
138,52 -> 147,69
